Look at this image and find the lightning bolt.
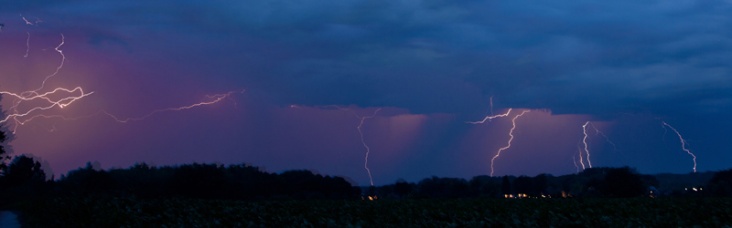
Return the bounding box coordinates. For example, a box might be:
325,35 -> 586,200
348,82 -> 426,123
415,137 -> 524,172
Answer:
20,14 -> 42,25
288,105 -> 384,186
22,90 -> 244,127
579,121 -> 618,169
1,32 -> 93,133
467,108 -> 512,124
572,155 -> 580,173
355,108 -> 381,186
100,90 -> 244,123
576,145 -> 586,170
662,121 -> 697,173
21,15 -> 39,58
3,17 -> 242,137
489,110 -> 529,176
489,96 -> 494,116
24,32 -> 30,58
588,122 -> 617,151
33,34 -> 66,94
581,121 -> 593,168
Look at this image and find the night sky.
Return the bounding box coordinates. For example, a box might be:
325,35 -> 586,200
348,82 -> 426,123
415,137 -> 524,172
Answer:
1,1 -> 731,186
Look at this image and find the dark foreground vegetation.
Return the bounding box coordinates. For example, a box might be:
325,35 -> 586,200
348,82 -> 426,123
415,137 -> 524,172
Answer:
13,196 -> 732,226
0,99 -> 731,226
0,155 -> 732,226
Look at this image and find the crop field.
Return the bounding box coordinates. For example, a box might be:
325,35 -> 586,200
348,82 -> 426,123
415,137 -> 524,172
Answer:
16,197 -> 732,227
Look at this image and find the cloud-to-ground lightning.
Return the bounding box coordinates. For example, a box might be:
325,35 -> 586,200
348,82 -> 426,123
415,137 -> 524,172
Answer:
576,145 -> 586,171
572,155 -> 580,173
581,121 -> 593,168
487,110 -> 530,176
288,105 -> 385,186
662,121 -> 698,173
578,121 -> 618,169
355,108 -> 381,186
468,107 -> 533,176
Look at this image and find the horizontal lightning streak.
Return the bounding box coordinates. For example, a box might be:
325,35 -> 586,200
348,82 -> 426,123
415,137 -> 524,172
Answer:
102,90 -> 245,123
0,33 -> 94,133
467,108 -> 512,124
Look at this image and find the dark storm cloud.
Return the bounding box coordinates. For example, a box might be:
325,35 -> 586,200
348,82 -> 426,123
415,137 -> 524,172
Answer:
212,0 -> 732,117
10,0 -> 732,117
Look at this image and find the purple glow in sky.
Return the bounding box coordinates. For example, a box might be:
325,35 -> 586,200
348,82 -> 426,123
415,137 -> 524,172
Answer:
1,1 -> 731,185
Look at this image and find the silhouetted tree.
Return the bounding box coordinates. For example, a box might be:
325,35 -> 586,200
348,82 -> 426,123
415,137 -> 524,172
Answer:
0,97 -> 13,175
2,155 -> 46,187
416,176 -> 470,198
599,167 -> 645,197
532,174 -> 550,195
501,176 -> 512,195
394,179 -> 414,198
514,176 -> 533,195
708,169 -> 732,196
170,163 -> 227,199
469,175 -> 500,197
60,162 -> 114,196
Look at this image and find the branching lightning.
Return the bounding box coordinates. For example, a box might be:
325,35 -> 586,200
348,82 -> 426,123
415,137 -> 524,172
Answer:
578,121 -> 618,169
0,32 -> 94,133
662,121 -> 698,173
489,110 -> 530,176
468,107 -> 533,176
21,14 -> 42,26
2,19 -> 238,134
588,122 -> 617,151
467,108 -> 512,124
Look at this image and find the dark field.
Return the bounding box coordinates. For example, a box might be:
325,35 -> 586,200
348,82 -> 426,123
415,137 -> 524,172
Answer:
15,197 -> 732,227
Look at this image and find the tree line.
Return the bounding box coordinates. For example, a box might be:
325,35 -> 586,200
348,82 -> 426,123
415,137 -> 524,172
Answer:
2,154 -> 732,204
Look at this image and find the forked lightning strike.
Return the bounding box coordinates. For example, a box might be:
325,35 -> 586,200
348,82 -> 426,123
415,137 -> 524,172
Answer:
489,110 -> 530,176
1,32 -> 94,132
662,121 -> 698,173
467,108 -> 512,124
578,121 -> 618,170
2,20 -> 238,133
468,107 -> 531,176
